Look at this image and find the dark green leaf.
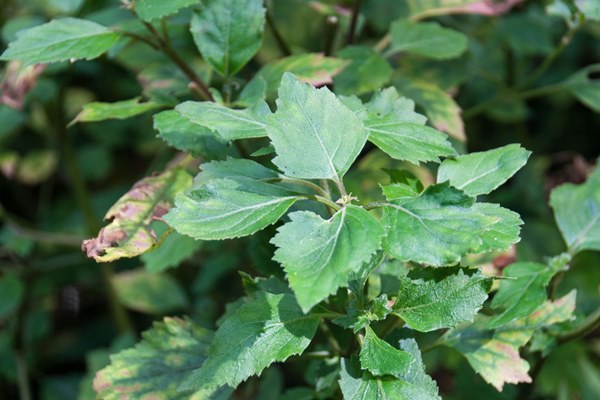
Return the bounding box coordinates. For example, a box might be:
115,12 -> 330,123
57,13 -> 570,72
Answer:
135,0 -> 199,22
71,98 -> 160,124
190,0 -> 265,76
390,20 -> 468,59
180,285 -> 319,390
359,327 -> 413,378
334,46 -> 392,96
394,267 -> 491,332
550,157 -> 600,253
94,317 -> 231,399
272,205 -> 384,312
0,18 -> 120,65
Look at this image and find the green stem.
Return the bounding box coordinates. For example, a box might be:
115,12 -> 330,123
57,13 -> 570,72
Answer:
324,15 -> 339,56
15,351 -> 31,400
557,305 -> 600,344
319,321 -> 343,356
273,177 -> 330,198
346,0 -> 361,45
265,8 -> 292,56
307,195 -> 342,212
50,98 -> 133,334
139,21 -> 214,101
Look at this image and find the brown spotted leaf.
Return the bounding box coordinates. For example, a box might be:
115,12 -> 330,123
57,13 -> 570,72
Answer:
82,168 -> 192,262
442,291 -> 576,391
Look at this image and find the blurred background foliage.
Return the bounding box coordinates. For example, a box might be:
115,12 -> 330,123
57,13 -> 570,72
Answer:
0,0 -> 599,399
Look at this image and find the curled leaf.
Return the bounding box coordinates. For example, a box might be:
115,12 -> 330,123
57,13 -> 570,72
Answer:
82,168 -> 192,262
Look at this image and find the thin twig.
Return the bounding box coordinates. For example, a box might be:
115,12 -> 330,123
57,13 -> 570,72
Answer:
140,21 -> 214,101
346,0 -> 361,45
265,9 -> 292,56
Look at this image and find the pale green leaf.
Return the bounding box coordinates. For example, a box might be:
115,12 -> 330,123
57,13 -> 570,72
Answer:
365,118 -> 456,165
364,88 -> 427,124
176,101 -> 270,141
334,46 -> 392,96
359,327 -> 413,378
471,203 -> 523,253
394,267 -> 491,332
390,20 -> 468,59
180,285 -> 319,390
272,205 -> 384,312
339,340 -> 440,400
257,54 -> 347,96
190,0 -> 265,76
550,158 -> 600,254
395,76 -> 465,141
576,0 -> 600,20
136,0 -> 199,22
94,317 -> 232,399
0,18 -> 120,65
165,159 -> 302,240
153,110 -> 228,159
488,262 -> 560,329
267,73 -> 368,180
82,168 -> 192,262
437,144 -> 531,196
71,97 -> 160,124
382,183 -> 494,266
113,270 -> 188,315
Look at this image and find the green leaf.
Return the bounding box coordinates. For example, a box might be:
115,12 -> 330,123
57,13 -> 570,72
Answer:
365,118 -> 456,165
190,0 -> 265,76
141,228 -> 202,273
71,98 -> 160,124
360,327 -> 413,378
437,144 -> 531,196
339,340 -> 440,400
390,20 -> 468,59
94,317 -> 232,399
394,267 -> 491,332
576,0 -> 600,20
135,0 -> 199,22
272,205 -> 384,312
395,76 -> 465,141
0,18 -> 120,65
334,294 -> 393,333
0,272 -> 24,320
165,159 -> 302,240
487,262 -> 560,329
113,270 -> 189,315
82,168 -> 192,262
443,291 -> 576,391
363,88 -> 427,124
382,183 -> 494,266
560,64 -> 600,112
334,46 -> 392,96
236,76 -> 267,107
257,54 -> 347,97
550,158 -> 600,254
471,203 -> 523,253
176,100 -> 270,141
153,110 -> 228,159
180,284 -> 319,390
267,73 -> 368,180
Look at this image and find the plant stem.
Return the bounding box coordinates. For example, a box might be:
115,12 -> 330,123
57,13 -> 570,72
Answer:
265,9 -> 292,56
273,177 -> 330,198
307,195 -> 342,212
319,321 -> 343,356
557,305 -> 600,344
346,0 -> 361,45
15,351 -> 31,400
324,15 -> 339,56
121,31 -> 160,49
50,98 -> 133,334
139,21 -> 213,101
